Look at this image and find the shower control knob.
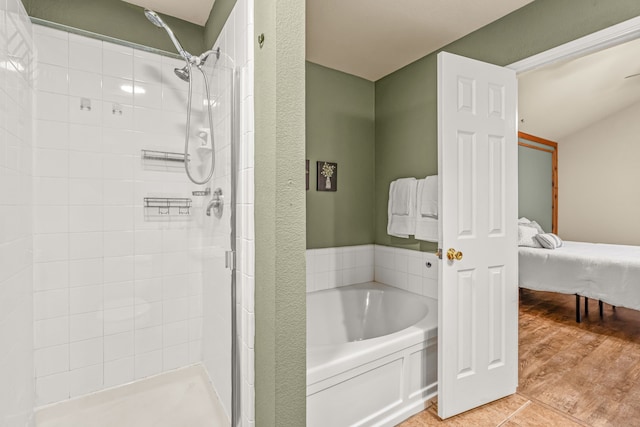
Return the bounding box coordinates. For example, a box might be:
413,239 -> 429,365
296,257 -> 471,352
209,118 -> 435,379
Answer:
206,188 -> 224,218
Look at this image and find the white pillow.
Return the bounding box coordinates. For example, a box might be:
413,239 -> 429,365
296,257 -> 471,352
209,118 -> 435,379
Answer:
518,224 -> 542,247
526,220 -> 545,234
535,233 -> 563,249
518,217 -> 544,233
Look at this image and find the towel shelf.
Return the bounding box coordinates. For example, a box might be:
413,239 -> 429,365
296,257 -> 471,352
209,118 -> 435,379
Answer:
144,197 -> 192,215
141,150 -> 188,163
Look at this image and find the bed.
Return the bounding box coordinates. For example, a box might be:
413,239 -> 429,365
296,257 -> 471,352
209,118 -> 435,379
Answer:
519,241 -> 640,322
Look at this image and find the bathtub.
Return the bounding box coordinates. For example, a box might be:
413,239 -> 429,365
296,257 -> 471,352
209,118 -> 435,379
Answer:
307,282 -> 438,427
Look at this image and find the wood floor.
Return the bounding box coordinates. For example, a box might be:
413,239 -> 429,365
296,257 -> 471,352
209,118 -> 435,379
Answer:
400,289 -> 640,426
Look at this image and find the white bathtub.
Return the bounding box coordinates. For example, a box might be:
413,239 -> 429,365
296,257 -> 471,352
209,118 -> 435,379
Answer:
307,282 -> 438,427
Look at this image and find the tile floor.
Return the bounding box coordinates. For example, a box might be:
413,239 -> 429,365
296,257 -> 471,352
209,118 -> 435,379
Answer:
401,289 -> 640,427
401,395 -> 586,426
35,364 -> 229,427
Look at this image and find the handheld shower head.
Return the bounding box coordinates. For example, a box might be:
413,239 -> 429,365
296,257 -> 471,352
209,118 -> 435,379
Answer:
143,9 -> 193,62
143,9 -> 164,27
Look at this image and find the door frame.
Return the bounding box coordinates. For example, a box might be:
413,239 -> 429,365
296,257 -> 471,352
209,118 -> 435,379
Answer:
508,16 -> 640,74
508,15 -> 640,236
517,132 -> 558,234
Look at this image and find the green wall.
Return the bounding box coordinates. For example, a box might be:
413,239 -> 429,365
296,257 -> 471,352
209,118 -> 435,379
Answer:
306,62 -> 375,249
204,0 -> 237,50
374,0 -> 640,252
21,0 -> 237,55
21,0 -> 204,55
518,145 -> 553,233
254,0 -> 306,425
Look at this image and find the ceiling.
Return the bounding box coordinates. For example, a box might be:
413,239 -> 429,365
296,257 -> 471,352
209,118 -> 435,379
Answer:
122,0 -> 215,26
518,37 -> 640,142
306,0 -> 533,81
125,0 -> 534,81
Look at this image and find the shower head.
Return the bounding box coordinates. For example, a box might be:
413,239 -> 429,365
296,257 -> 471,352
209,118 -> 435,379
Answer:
143,9 -> 164,27
143,9 -> 193,62
174,66 -> 190,82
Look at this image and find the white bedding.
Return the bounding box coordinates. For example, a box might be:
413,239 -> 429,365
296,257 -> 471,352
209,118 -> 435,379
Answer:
519,241 -> 640,311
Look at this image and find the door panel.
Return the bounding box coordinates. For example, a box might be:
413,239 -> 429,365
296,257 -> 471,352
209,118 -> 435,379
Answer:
438,51 -> 518,419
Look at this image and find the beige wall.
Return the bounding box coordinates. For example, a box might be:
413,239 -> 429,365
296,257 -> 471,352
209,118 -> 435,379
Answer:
559,101 -> 640,245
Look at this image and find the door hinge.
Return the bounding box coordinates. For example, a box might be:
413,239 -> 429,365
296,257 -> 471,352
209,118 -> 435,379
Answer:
225,250 -> 236,270
437,248 -> 443,260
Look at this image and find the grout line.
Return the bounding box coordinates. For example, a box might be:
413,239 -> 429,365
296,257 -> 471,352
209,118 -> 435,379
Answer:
517,393 -> 592,426
497,399 -> 531,426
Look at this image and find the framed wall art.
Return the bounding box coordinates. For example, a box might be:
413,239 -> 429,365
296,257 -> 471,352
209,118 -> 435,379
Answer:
317,161 -> 337,192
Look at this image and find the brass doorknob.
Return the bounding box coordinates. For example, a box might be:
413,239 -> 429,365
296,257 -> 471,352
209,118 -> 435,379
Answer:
447,248 -> 463,261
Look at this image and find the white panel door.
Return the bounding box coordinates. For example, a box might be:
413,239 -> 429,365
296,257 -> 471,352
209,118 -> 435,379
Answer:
437,51 -> 518,419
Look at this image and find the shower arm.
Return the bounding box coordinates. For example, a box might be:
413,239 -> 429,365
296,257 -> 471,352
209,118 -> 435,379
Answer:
193,48 -> 221,68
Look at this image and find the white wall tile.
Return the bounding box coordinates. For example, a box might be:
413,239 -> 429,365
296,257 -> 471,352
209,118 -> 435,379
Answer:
134,278 -> 162,303
69,311 -> 103,342
35,344 -> 69,377
103,48 -> 133,80
104,256 -> 134,284
37,63 -> 68,94
68,69 -> 102,99
104,281 -> 134,309
104,357 -> 134,388
69,232 -> 103,260
69,178 -> 103,205
36,371 -> 69,405
68,364 -> 102,397
134,350 -> 162,379
163,320 -> 189,347
133,82 -> 162,108
34,177 -> 69,205
163,297 -> 188,324
34,148 -> 68,178
33,205 -> 69,234
69,123 -> 102,153
103,76 -> 134,105
68,151 -> 102,179
34,261 -> 69,291
35,316 -> 69,348
35,119 -> 69,150
133,55 -> 162,85
163,343 -> 188,370
70,337 -> 103,369
69,206 -> 103,233
104,331 -> 134,362
37,92 -> 69,122
68,258 -> 104,288
135,325 -> 162,354
35,32 -> 68,67
135,300 -> 162,329
69,285 -> 103,315
34,289 -> 68,320
69,36 -> 103,74
103,306 -> 134,335
103,206 -> 134,231
34,233 -> 69,262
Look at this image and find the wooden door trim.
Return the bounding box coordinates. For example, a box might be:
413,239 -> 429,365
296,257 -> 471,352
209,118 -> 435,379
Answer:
518,132 -> 558,235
